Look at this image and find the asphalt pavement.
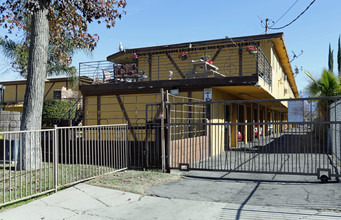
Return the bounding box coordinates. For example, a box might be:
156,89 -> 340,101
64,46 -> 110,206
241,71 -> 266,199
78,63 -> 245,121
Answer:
147,170 -> 341,211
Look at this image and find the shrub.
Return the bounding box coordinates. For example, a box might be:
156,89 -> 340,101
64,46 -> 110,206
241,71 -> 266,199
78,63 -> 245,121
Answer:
42,100 -> 76,127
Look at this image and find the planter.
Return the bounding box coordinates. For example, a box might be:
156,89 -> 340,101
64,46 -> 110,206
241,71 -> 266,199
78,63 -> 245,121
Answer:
180,56 -> 188,61
179,52 -> 189,61
246,46 -> 258,55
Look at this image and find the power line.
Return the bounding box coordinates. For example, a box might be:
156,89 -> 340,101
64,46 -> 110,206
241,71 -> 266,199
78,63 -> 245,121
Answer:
269,0 -> 316,30
273,0 -> 299,26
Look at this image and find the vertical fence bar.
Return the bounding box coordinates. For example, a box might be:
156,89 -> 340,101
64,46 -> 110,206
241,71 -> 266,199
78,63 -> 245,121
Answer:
160,89 -> 166,172
2,133 -> 5,203
54,125 -> 58,193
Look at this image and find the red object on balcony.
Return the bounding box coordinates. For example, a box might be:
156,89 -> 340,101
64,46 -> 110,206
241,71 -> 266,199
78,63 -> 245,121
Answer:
178,52 -> 189,60
245,46 -> 258,54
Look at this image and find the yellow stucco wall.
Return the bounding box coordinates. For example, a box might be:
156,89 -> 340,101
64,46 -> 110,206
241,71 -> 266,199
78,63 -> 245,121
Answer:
259,41 -> 295,100
133,47 -> 258,81
83,93 -> 162,126
3,85 -> 17,103
3,81 -> 70,103
84,96 -> 98,126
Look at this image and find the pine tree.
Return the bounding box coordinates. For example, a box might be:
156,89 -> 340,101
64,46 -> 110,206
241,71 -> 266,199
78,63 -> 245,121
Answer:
329,43 -> 334,72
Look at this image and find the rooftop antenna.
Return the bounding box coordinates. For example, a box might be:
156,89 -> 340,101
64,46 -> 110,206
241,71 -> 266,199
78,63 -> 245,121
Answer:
260,18 -> 274,34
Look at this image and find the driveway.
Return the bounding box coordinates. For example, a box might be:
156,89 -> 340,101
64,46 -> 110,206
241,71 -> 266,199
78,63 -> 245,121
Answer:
147,170 -> 341,211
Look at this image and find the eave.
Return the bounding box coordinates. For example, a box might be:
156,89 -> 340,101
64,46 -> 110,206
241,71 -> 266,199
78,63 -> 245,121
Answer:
107,33 -> 284,61
273,36 -> 299,98
79,75 -> 258,96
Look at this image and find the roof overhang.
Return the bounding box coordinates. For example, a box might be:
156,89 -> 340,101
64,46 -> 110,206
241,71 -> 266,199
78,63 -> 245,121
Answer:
272,36 -> 299,98
107,32 -> 284,60
80,75 -> 258,96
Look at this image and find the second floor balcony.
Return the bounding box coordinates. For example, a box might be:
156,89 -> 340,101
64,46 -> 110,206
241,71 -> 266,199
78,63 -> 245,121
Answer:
78,45 -> 272,88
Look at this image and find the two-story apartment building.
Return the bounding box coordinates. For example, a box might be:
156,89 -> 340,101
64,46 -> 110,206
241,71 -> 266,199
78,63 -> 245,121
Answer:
78,33 -> 298,160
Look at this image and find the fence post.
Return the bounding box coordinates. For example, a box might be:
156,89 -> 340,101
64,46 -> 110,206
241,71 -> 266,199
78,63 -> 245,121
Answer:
54,125 -> 58,193
160,88 -> 166,172
125,123 -> 129,169
165,91 -> 171,172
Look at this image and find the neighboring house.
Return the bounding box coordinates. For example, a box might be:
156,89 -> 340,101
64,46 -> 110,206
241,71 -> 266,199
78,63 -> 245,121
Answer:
78,32 -> 298,148
0,76 -> 82,112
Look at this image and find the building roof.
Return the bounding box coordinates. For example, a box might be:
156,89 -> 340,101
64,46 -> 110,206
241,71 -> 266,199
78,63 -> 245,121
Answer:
107,32 -> 284,60
0,76 -> 89,86
0,76 -> 70,85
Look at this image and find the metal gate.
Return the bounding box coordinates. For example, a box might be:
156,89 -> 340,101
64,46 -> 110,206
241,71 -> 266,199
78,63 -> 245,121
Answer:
166,97 -> 341,181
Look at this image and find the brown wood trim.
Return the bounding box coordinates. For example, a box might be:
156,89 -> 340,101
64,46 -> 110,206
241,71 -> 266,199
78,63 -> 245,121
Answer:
148,54 -> 152,81
166,52 -> 185,79
44,82 -> 56,99
80,76 -> 259,96
116,95 -> 138,141
211,47 -> 223,62
97,96 -> 101,125
239,47 -> 243,76
82,95 -> 86,125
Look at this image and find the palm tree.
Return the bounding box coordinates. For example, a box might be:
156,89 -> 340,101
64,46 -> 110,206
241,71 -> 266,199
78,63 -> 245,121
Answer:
305,69 -> 340,119
0,36 -> 84,87
0,37 -> 29,77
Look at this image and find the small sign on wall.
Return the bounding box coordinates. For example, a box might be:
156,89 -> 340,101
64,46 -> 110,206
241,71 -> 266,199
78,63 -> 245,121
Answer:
288,100 -> 304,122
204,89 -> 212,101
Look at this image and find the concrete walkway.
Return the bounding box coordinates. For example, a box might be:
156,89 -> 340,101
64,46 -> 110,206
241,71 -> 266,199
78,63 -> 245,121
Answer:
1,182 -> 341,220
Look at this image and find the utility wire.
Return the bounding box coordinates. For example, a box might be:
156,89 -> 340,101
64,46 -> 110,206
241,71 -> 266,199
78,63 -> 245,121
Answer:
269,0 -> 316,30
272,0 -> 299,26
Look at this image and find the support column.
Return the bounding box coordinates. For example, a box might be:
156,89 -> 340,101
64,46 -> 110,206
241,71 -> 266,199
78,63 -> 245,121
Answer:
231,104 -> 238,147
261,109 -> 265,137
269,110 -> 273,135
243,104 -> 248,144
275,112 -> 279,133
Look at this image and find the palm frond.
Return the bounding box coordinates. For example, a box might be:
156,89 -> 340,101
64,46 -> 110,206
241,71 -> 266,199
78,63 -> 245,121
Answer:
0,37 -> 18,60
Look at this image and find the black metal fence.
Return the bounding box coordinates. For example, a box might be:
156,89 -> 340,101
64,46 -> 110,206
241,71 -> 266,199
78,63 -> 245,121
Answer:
127,123 -> 162,169
166,97 -> 341,181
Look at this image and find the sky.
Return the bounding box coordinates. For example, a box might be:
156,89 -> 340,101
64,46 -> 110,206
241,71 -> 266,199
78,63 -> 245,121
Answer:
1,0 -> 341,94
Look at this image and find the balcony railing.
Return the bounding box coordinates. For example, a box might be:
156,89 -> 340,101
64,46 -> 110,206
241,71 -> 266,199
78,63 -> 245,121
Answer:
257,47 -> 272,85
79,45 -> 272,86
